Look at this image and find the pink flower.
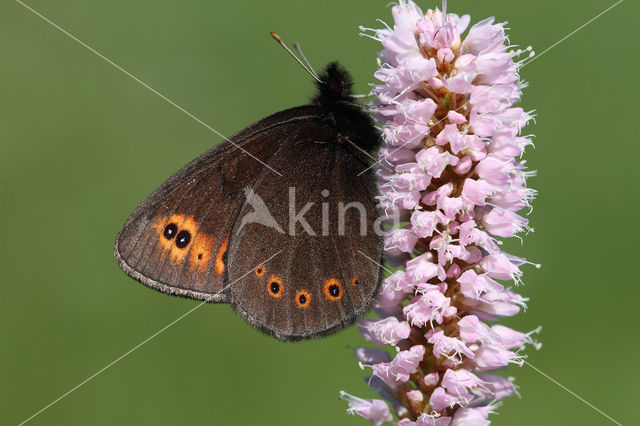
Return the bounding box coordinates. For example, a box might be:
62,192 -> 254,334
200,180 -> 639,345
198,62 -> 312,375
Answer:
427,329 -> 475,361
374,274 -> 411,316
340,392 -> 393,426
370,345 -> 426,387
470,345 -> 523,370
403,289 -> 451,327
406,253 -> 443,282
457,315 -> 494,344
386,228 -> 420,253
441,368 -> 486,396
355,347 -> 392,364
410,210 -> 440,238
345,2 -> 539,423
416,146 -> 459,179
482,207 -> 529,238
358,317 -> 411,347
397,414 -> 452,426
450,404 -> 497,426
429,387 -> 464,411
472,374 -> 517,403
479,253 -> 523,283
475,155 -> 513,187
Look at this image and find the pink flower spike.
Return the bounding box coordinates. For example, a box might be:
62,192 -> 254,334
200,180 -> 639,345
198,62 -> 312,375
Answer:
346,2 -> 539,423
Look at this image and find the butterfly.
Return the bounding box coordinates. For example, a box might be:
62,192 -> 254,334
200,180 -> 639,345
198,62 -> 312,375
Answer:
114,36 -> 383,341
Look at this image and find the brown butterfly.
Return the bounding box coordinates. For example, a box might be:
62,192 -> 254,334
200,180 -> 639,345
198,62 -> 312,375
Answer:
115,37 -> 383,341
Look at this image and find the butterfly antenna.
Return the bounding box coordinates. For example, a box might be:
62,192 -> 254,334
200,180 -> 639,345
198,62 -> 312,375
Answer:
270,32 -> 324,83
293,42 -> 317,76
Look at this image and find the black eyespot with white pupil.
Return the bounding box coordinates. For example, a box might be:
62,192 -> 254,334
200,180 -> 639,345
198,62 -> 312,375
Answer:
270,281 -> 280,294
175,230 -> 191,248
163,223 -> 178,240
329,284 -> 340,297
298,293 -> 306,304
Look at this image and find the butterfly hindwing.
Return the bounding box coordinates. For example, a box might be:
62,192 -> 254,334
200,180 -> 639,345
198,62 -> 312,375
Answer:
226,122 -> 383,340
114,106 -> 321,303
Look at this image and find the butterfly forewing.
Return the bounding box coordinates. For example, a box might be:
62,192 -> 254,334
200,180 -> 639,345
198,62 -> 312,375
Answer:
114,106 -> 321,302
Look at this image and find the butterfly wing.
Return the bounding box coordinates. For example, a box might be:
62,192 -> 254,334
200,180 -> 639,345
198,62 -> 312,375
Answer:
114,106 -> 321,303
226,121 -> 383,340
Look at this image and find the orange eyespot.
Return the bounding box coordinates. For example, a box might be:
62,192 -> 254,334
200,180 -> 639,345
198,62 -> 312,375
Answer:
189,233 -> 214,271
267,275 -> 284,298
351,277 -> 360,287
254,264 -> 266,278
323,278 -> 343,301
153,214 -> 199,263
214,237 -> 229,275
295,290 -> 311,308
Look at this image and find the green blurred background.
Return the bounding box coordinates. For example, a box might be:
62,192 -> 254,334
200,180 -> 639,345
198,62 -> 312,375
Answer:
1,0 -> 637,424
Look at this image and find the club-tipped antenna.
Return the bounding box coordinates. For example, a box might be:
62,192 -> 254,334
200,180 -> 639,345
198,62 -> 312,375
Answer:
270,32 -> 323,83
293,42 -> 317,76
